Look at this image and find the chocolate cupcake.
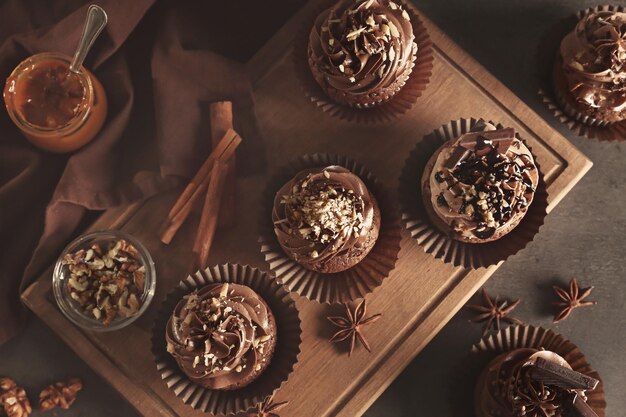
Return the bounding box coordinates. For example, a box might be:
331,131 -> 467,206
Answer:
421,121 -> 540,243
273,166 -> 380,273
554,10 -> 626,126
166,283 -> 277,391
475,348 -> 600,417
308,0 -> 417,108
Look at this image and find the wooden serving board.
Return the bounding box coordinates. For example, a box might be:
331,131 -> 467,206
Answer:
21,2 -> 592,417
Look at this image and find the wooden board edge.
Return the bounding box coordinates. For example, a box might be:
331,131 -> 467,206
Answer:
244,0 -> 323,85
244,0 -> 593,203
19,2 -> 595,416
335,267 -> 498,416
21,278 -> 177,417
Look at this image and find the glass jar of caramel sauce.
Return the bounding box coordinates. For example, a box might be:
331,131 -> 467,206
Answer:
3,52 -> 107,153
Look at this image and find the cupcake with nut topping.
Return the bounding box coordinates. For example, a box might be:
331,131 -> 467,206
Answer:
554,9 -> 626,126
421,121 -> 540,243
273,166 -> 381,273
308,0 -> 417,108
166,283 -> 277,391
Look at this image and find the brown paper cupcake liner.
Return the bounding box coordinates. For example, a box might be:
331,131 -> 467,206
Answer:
151,264 -> 302,416
259,153 -> 402,304
538,4 -> 626,142
471,325 -> 606,417
294,0 -> 434,124
398,117 -> 548,269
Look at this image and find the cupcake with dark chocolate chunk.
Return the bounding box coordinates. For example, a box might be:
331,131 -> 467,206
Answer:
475,348 -> 600,417
165,283 -> 277,391
421,122 -> 539,243
308,0 -> 417,108
273,166 -> 380,273
554,10 -> 626,126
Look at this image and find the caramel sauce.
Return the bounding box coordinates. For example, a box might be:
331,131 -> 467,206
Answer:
14,61 -> 86,129
4,53 -> 108,153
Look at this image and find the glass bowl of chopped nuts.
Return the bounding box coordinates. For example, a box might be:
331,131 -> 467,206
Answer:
52,230 -> 156,331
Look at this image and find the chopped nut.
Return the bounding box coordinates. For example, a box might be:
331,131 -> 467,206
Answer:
219,283 -> 229,298
39,379 -> 82,411
61,239 -> 145,326
388,21 -> 400,38
0,377 -> 32,417
0,378 -> 16,392
278,172 -> 366,245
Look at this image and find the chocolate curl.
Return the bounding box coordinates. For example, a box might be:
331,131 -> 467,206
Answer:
529,358 -> 599,390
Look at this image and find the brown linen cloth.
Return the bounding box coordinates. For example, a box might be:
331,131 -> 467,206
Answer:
0,0 -> 291,344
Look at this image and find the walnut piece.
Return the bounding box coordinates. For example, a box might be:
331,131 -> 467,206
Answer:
39,379 -> 83,411
62,239 -> 145,326
279,172 -> 365,245
0,377 -> 32,417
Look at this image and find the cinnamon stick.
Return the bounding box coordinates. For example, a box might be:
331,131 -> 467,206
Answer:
160,129 -> 241,244
209,101 -> 236,228
193,160 -> 229,268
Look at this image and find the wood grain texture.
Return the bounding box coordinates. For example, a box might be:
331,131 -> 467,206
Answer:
21,2 -> 592,417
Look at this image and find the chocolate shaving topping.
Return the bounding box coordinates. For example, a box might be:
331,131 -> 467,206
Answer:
560,11 -> 626,112
166,283 -> 275,390
434,127 -> 537,240
529,358 -> 599,391
308,0 -> 417,106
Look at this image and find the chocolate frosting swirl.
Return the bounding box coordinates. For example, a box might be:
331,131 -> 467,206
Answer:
273,166 -> 377,270
166,283 -> 275,390
426,122 -> 539,242
475,349 -> 587,417
560,11 -> 626,114
308,0 -> 417,107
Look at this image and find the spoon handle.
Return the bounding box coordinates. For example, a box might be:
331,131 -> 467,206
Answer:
70,5 -> 108,73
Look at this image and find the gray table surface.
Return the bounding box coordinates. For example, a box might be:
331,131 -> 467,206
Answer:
1,1 -> 624,416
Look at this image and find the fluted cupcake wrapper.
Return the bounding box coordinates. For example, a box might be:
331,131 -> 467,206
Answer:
398,117 -> 548,269
294,0 -> 434,124
259,153 -> 402,304
539,4 -> 626,142
151,264 -> 302,416
471,325 -> 606,417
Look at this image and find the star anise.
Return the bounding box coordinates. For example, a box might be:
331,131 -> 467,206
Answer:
327,299 -> 381,356
511,373 -> 560,417
248,394 -> 288,417
552,278 -> 596,323
466,288 -> 524,336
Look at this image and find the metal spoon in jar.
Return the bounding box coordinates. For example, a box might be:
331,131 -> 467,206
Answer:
69,4 -> 108,73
